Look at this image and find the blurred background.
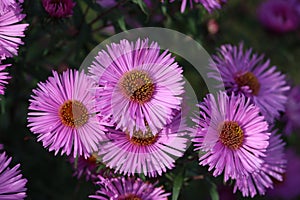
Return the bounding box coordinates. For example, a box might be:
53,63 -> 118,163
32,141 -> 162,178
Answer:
0,0 -> 299,199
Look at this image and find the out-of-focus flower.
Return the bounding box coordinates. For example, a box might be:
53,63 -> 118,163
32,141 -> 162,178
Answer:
89,176 -> 170,200
257,0 -> 300,33
192,91 -> 270,182
0,4 -> 28,59
27,69 -> 107,158
98,109 -> 188,177
207,19 -> 219,35
0,63 -> 10,96
96,0 -> 116,8
0,150 -> 27,199
267,149 -> 300,199
42,0 -> 75,18
233,130 -> 286,197
89,38 -> 184,136
283,86 -> 300,135
164,0 -> 227,13
208,43 -> 290,122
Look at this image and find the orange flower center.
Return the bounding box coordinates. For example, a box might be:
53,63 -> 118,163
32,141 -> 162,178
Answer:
118,194 -> 142,200
59,100 -> 89,128
219,121 -> 244,150
119,70 -> 155,104
128,127 -> 158,146
235,72 -> 261,95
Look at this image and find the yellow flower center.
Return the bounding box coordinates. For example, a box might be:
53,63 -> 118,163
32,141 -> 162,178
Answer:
58,100 -> 89,128
235,72 -> 261,95
119,70 -> 155,104
118,194 -> 142,200
219,121 -> 244,150
128,127 -> 158,146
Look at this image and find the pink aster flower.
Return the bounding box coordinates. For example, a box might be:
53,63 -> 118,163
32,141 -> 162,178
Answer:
164,0 -> 227,13
283,86 -> 300,135
42,0 -> 75,18
0,4 -> 28,59
0,63 -> 10,96
267,149 -> 300,199
233,130 -> 286,197
89,38 -> 184,135
69,153 -> 112,181
98,109 -> 188,177
192,91 -> 270,182
208,43 -> 290,122
89,176 -> 170,200
257,0 -> 300,33
27,69 -> 107,158
0,150 -> 27,199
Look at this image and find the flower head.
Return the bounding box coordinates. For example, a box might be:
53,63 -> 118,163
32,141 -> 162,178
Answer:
0,63 -> 10,96
89,176 -> 170,200
283,86 -> 300,134
98,109 -> 188,177
0,151 -> 27,199
27,69 -> 107,158
89,38 -> 184,135
208,43 -> 290,122
192,91 -> 270,182
42,0 -> 75,18
233,130 -> 286,197
257,0 -> 300,33
0,4 -> 28,59
165,0 -> 227,13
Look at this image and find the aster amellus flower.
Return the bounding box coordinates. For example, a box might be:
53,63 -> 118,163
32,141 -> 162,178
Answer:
0,63 -> 10,96
42,0 -> 75,18
0,150 -> 27,199
89,38 -> 184,135
89,176 -> 170,200
257,0 -> 300,33
27,69 -> 106,158
192,91 -> 270,182
233,130 -> 286,197
0,4 -> 28,59
98,110 -> 188,177
208,43 -> 290,122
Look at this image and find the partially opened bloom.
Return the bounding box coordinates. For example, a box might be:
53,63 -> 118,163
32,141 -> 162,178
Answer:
0,4 -> 28,59
0,63 -> 10,96
0,151 -> 27,199
27,69 -> 106,158
89,39 -> 184,135
165,0 -> 227,13
233,130 -> 286,197
42,0 -> 75,18
98,110 -> 188,177
283,86 -> 300,135
257,0 -> 300,33
89,176 -> 169,200
208,43 -> 290,122
192,91 -> 270,182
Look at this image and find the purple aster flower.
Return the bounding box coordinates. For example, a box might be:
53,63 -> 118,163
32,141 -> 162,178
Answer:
98,109 -> 188,177
257,0 -> 300,33
96,0 -> 116,8
0,0 -> 20,14
27,69 -> 107,158
69,153 -> 112,181
0,151 -> 27,199
0,63 -> 10,96
208,43 -> 290,122
165,0 -> 227,13
233,129 -> 286,197
0,4 -> 28,59
283,86 -> 300,135
42,0 -> 75,18
267,149 -> 300,199
192,91 -> 270,182
89,39 -> 184,135
89,176 -> 170,200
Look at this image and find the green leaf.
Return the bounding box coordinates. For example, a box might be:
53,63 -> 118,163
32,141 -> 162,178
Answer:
172,169 -> 184,200
131,0 -> 148,15
117,17 -> 127,32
